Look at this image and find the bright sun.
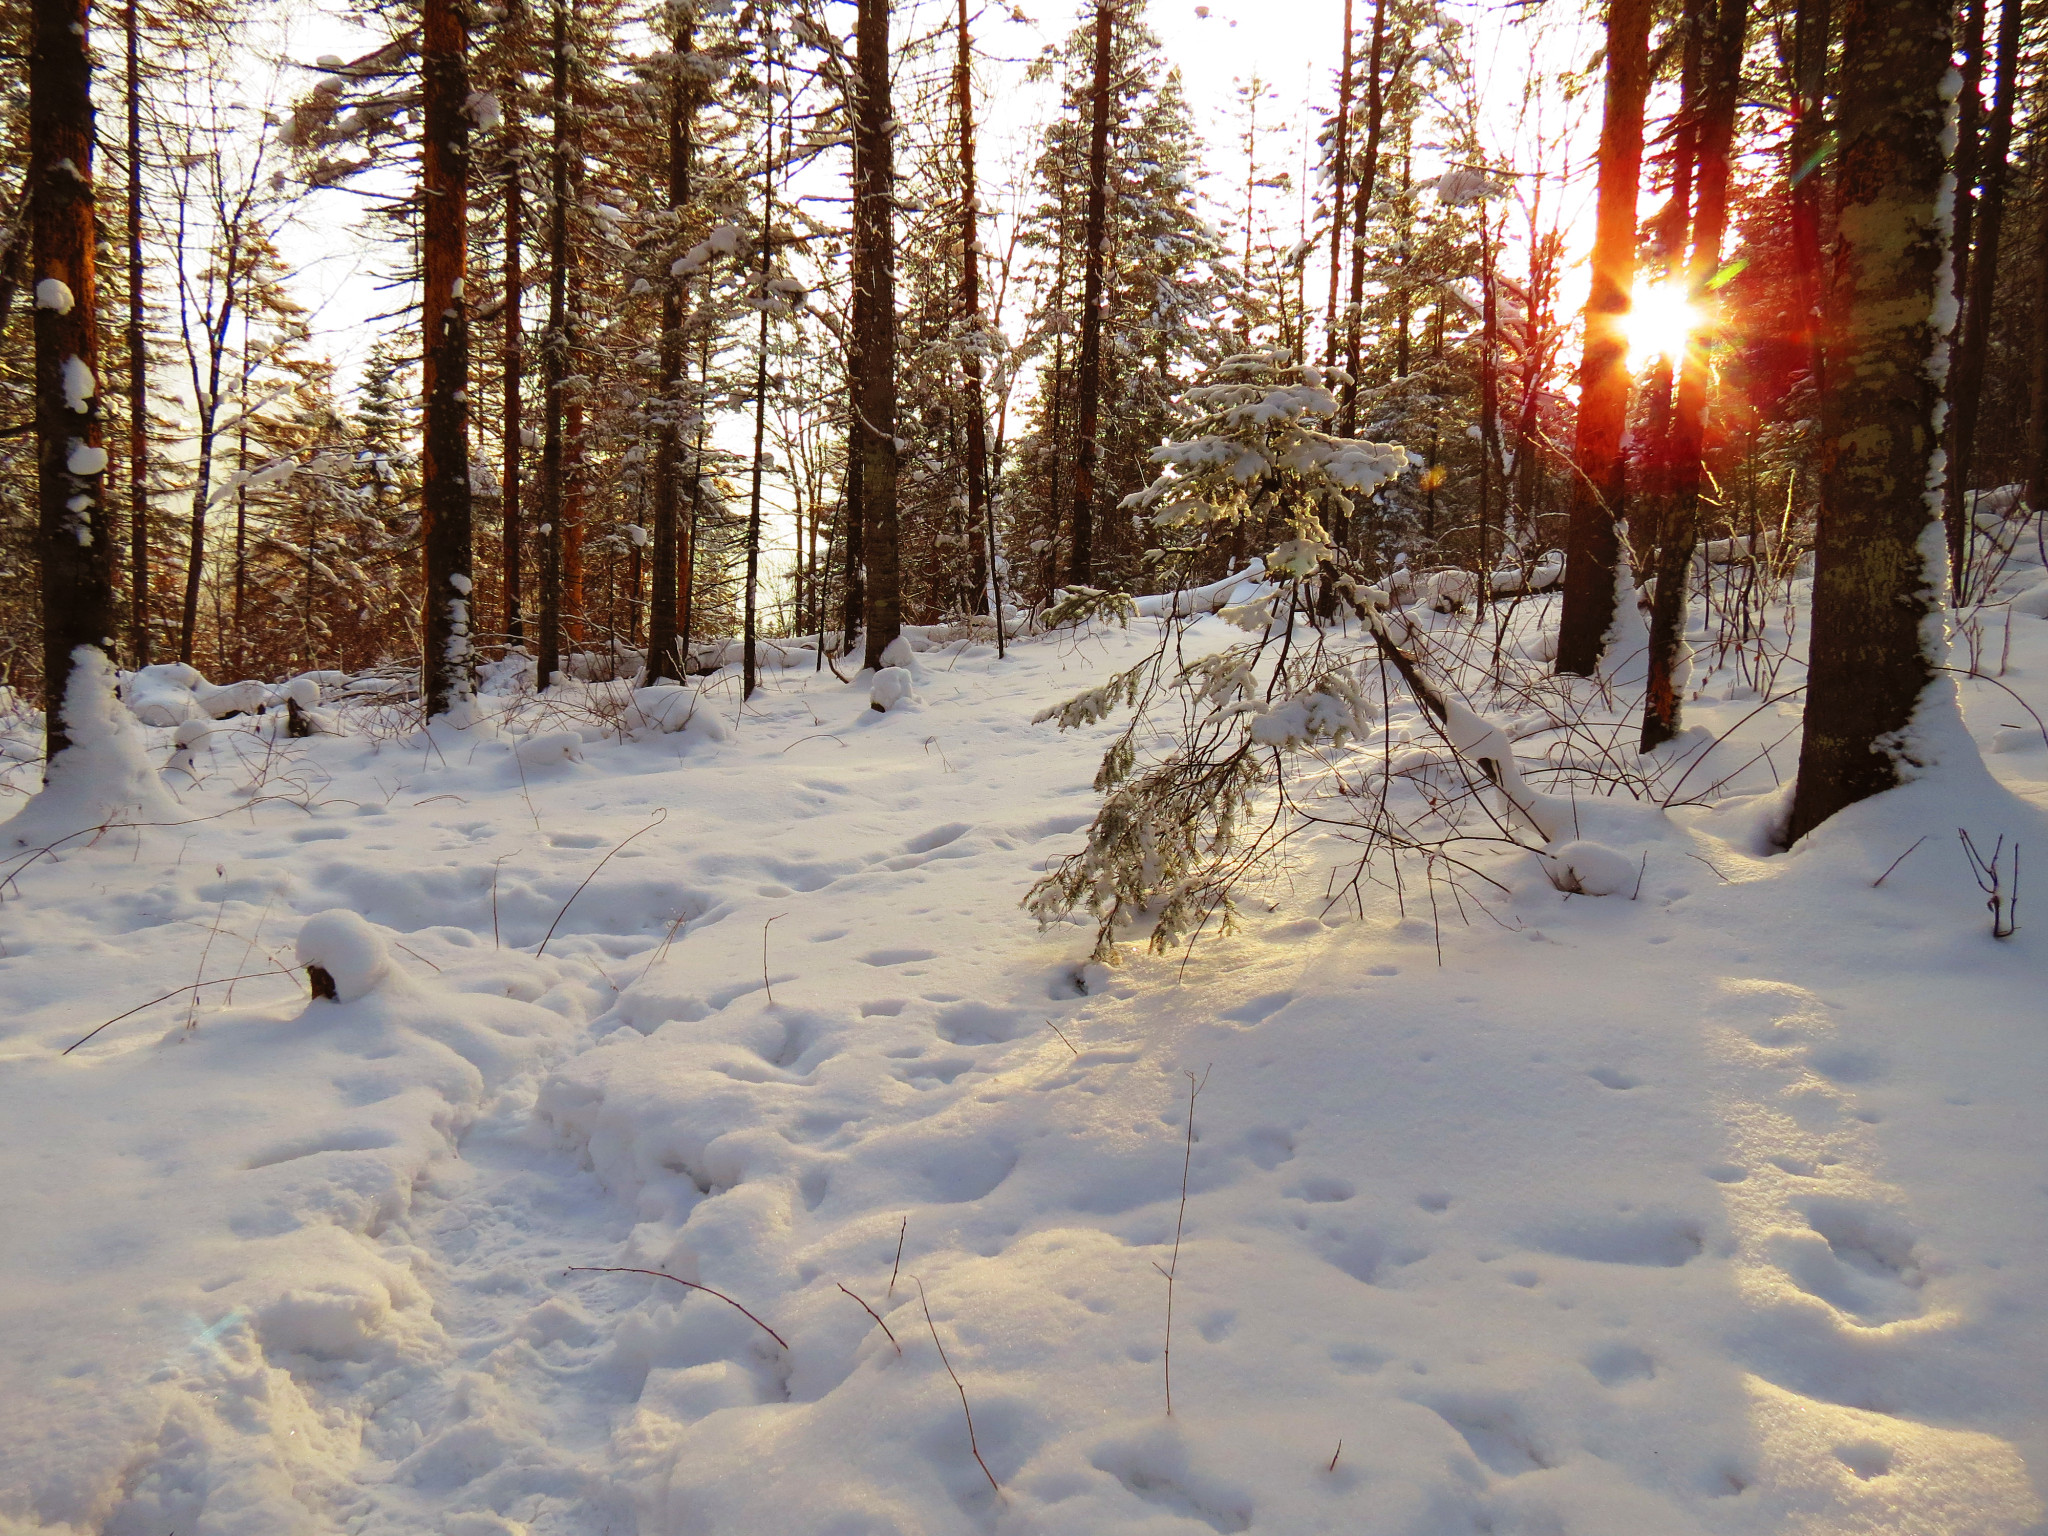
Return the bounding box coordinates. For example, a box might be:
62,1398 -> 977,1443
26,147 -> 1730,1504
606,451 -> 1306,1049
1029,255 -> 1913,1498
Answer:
1620,281 -> 1702,371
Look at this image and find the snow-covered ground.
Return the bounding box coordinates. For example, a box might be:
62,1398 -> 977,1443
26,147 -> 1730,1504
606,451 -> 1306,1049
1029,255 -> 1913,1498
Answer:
4,560 -> 2048,1536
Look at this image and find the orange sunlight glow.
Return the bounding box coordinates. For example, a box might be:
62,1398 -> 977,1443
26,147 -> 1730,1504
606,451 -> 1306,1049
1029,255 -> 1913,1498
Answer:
1621,281 -> 1702,371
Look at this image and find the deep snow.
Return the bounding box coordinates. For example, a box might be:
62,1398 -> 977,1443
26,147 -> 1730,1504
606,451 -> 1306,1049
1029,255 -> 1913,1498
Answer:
2,572 -> 2047,1536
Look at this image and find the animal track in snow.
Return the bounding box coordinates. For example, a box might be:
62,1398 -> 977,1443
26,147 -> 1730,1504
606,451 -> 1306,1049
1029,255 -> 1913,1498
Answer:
1222,991 -> 1293,1025
1422,1399 -> 1555,1477
1528,1210 -> 1705,1267
1584,1341 -> 1656,1385
1588,1066 -> 1641,1090
1242,1126 -> 1296,1170
860,947 -> 938,967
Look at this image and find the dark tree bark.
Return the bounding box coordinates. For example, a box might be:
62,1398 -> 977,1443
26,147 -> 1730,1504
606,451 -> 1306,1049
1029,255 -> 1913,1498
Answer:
1322,0 -> 1354,366
1786,0 -> 1955,842
742,3 -> 774,700
2027,151 -> 2048,515
1942,0 -> 2021,597
501,121 -> 524,645
645,18 -> 695,684
1341,0 -> 1391,434
1950,0 -> 1984,321
1066,0 -> 1115,588
536,0 -> 570,690
32,0 -> 114,761
420,0 -> 475,716
1554,0 -> 1651,677
124,0 -> 148,665
1641,0 -> 1745,751
1787,0 -> 1832,398
957,0 -> 1000,652
854,0 -> 900,670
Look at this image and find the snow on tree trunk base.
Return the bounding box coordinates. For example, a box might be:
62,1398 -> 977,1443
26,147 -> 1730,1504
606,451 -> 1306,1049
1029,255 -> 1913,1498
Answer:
3,647 -> 178,849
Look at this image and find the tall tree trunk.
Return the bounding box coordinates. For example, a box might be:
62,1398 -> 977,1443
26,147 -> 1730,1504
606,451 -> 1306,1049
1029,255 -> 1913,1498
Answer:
1042,171 -> 1070,598
420,0 -> 475,716
1322,0 -> 1354,366
1949,0 -> 1984,324
646,19 -> 694,683
124,0 -> 148,665
2026,150 -> 2048,515
1341,0 -> 1390,432
854,0 -> 900,670
1787,0 -> 1831,392
1785,0 -> 1955,842
1066,0 -> 1115,589
1555,0 -> 1650,677
957,0 -> 999,651
743,4 -> 773,700
32,0 -> 114,762
1943,0 -> 2021,598
536,0 -> 569,690
502,127 -> 524,645
1641,0 -> 1745,751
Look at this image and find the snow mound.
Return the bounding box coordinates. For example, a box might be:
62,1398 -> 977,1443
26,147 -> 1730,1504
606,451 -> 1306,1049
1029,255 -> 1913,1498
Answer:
870,666 -> 917,713
626,684 -> 730,744
515,730 -> 585,767
297,909 -> 396,1003
1543,839 -> 1640,896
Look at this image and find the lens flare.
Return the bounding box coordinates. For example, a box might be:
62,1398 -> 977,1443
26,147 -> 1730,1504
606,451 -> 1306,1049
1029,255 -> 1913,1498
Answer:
1620,281 -> 1701,371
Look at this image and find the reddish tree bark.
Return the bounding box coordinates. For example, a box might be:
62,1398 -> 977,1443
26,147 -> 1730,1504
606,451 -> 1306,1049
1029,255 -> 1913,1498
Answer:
32,0 -> 114,759
420,0 -> 475,715
1642,0 -> 1746,751
1554,0 -> 1651,677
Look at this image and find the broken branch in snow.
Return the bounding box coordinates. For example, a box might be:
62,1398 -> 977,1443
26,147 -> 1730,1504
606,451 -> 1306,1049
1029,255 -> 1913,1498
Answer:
565,1266 -> 788,1349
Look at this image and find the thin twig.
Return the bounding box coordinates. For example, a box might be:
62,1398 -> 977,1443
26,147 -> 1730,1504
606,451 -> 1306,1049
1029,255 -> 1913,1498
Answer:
537,810 -> 666,956
888,1216 -> 908,1299
836,1283 -> 902,1353
1328,1441 -> 1343,1472
1044,1018 -> 1080,1055
1872,835 -> 1928,888
1163,1065 -> 1210,1417
762,912 -> 787,1005
916,1277 -> 1000,1494
565,1266 -> 787,1349
62,968 -> 297,1055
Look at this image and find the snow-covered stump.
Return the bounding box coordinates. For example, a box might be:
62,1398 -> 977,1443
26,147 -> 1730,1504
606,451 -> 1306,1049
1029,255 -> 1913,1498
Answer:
297,909 -> 400,1004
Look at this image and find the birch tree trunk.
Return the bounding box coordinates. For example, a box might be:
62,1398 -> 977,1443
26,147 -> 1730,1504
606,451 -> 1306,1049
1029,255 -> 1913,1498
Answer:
1785,0 -> 1956,841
